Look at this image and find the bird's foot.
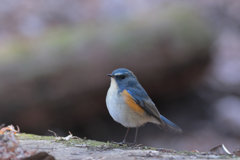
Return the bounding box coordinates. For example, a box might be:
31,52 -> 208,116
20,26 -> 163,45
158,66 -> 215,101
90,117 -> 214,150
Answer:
111,141 -> 129,146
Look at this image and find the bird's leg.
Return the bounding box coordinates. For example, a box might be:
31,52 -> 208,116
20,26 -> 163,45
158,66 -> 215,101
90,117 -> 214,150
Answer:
133,127 -> 139,145
111,128 -> 130,145
122,128 -> 130,143
112,127 -> 141,146
120,127 -> 140,146
127,127 -> 139,146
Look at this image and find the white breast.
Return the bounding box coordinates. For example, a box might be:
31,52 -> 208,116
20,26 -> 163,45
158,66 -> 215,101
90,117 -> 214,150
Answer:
106,78 -> 149,127
106,78 -> 124,124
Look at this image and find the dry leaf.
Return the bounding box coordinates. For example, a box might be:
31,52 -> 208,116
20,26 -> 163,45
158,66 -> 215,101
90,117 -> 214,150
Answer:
0,125 -> 36,159
48,130 -> 81,141
191,150 -> 199,153
233,147 -> 240,157
209,144 -> 231,155
0,124 -> 20,134
22,152 -> 55,160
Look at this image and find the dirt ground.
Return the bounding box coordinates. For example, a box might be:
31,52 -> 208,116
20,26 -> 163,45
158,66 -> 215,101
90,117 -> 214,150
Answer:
18,134 -> 237,160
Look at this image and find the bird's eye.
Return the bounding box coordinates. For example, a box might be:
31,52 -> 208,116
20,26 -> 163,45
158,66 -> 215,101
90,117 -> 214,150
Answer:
120,75 -> 125,79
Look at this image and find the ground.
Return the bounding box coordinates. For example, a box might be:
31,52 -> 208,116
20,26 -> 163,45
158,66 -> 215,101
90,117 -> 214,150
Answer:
17,133 -> 238,160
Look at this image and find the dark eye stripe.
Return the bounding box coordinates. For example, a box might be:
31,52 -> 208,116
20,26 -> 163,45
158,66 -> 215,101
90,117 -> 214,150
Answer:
120,75 -> 125,79
114,74 -> 126,80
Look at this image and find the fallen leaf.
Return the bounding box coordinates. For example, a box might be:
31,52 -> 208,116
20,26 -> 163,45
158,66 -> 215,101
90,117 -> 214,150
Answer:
209,144 -> 231,155
191,150 -> 199,153
0,125 -> 37,159
233,147 -> 240,157
0,124 -> 20,134
22,152 -> 55,160
48,130 -> 82,141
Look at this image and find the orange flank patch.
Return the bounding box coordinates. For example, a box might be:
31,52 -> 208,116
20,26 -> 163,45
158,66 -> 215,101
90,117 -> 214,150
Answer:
122,90 -> 145,115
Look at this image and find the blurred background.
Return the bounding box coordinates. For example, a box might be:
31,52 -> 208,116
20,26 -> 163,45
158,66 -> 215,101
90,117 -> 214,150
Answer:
0,0 -> 240,152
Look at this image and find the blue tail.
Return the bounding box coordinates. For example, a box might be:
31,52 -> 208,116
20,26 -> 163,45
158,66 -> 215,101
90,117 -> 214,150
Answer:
160,115 -> 182,133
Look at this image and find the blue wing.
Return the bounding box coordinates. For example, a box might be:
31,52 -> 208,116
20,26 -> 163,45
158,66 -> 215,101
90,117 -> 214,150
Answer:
125,86 -> 166,129
124,84 -> 182,133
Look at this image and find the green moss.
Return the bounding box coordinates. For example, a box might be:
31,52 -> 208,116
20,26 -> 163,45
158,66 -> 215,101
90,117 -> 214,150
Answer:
55,138 -> 131,150
15,133 -> 238,158
17,133 -> 134,150
16,133 -> 172,151
17,133 -> 55,140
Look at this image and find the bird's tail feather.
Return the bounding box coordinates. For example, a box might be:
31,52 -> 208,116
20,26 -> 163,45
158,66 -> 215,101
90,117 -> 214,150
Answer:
160,115 -> 182,134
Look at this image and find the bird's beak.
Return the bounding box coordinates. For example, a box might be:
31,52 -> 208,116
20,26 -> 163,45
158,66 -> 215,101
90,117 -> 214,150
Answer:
107,74 -> 114,77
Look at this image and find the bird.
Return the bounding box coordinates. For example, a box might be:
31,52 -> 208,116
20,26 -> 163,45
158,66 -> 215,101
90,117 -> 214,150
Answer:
106,68 -> 182,146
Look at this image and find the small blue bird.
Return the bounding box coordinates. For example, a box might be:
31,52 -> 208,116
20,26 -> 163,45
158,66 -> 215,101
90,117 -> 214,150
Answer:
106,68 -> 182,145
